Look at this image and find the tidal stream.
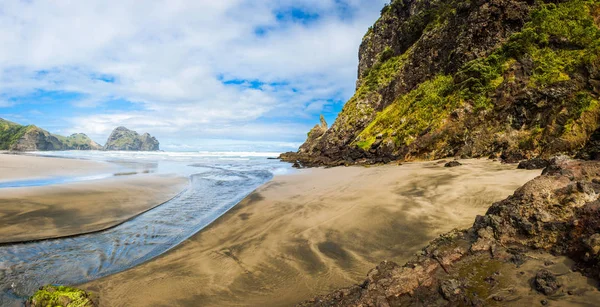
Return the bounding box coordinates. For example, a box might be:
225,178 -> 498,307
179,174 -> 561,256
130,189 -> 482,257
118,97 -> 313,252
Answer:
0,166 -> 273,306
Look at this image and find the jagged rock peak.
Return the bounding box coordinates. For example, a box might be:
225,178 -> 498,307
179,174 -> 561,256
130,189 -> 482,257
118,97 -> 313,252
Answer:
104,126 -> 159,151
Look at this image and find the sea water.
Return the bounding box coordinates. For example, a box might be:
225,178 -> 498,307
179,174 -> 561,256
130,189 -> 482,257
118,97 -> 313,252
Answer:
0,151 -> 292,306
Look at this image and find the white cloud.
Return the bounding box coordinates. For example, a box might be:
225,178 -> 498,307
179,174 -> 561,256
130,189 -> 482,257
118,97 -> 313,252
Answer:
0,0 -> 387,149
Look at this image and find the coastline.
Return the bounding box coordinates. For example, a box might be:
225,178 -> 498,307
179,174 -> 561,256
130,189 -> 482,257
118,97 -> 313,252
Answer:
82,159 -> 541,306
0,154 -> 189,243
0,152 -> 115,181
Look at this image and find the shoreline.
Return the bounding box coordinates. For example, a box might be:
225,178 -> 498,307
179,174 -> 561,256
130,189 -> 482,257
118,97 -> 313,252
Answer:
0,152 -> 115,182
0,183 -> 189,246
0,154 -> 189,243
82,159 -> 541,306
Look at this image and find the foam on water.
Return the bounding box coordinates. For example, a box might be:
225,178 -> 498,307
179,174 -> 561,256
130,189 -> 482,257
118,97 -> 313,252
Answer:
0,151 -> 292,306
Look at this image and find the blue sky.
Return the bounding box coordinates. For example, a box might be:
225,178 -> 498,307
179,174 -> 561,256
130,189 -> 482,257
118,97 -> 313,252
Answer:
0,0 -> 387,152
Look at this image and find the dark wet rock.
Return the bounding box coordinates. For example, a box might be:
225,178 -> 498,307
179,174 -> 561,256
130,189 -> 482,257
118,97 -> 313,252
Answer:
501,151 -> 527,164
104,126 -> 159,151
444,161 -> 462,168
518,158 -> 550,170
577,127 -> 600,160
534,269 -> 561,295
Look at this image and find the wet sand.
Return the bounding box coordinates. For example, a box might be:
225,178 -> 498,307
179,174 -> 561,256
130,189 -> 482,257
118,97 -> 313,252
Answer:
0,154 -> 188,243
0,153 -> 113,181
83,159 -> 541,306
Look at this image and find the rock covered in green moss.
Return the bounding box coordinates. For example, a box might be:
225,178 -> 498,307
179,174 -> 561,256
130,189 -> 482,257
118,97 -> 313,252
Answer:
25,285 -> 97,307
284,0 -> 600,167
104,126 -> 159,151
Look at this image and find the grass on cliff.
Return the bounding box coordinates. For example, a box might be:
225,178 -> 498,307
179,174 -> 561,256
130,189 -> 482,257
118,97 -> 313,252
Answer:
57,133 -> 97,149
356,75 -> 455,149
458,0 -> 600,100
353,0 -> 600,152
337,48 -> 410,132
0,119 -> 30,150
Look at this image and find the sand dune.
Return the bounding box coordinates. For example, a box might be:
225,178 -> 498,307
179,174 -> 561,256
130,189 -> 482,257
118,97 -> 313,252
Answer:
83,159 -> 540,306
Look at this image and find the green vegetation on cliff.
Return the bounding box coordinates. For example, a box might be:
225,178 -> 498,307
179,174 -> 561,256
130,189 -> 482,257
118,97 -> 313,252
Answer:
352,0 -> 600,156
357,75 -> 455,150
0,119 -> 30,150
0,118 -> 101,151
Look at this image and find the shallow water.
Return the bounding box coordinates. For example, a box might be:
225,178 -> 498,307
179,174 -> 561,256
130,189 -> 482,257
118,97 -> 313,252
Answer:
0,151 -> 289,306
0,173 -> 116,188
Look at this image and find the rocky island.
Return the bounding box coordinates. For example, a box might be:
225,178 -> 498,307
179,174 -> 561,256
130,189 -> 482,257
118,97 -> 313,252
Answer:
103,126 -> 159,151
0,118 -> 160,152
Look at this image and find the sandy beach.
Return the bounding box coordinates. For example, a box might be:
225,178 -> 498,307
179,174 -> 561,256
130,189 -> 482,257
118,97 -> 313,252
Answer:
0,154 -> 188,243
0,153 -> 114,181
83,159 -> 541,306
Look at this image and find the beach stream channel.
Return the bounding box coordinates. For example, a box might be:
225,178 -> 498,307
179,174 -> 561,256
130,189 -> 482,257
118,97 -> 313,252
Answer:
0,152 -> 284,306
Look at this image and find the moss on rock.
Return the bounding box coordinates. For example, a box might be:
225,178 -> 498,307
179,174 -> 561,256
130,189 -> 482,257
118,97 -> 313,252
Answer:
26,285 -> 97,307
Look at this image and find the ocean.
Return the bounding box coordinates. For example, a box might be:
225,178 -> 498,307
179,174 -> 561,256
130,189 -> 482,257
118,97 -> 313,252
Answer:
0,151 -> 292,306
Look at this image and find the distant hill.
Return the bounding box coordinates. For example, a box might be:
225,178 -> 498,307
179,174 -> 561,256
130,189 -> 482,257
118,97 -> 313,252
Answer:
0,118 -> 102,151
104,126 -> 159,151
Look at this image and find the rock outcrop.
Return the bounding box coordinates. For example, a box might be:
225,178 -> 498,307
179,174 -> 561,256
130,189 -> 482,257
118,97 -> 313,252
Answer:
300,157 -> 600,306
103,126 -> 159,151
283,0 -> 600,166
0,118 -> 102,151
58,133 -> 103,150
26,285 -> 97,307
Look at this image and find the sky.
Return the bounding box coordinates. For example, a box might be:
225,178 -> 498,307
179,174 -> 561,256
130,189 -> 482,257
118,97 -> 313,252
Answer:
0,0 -> 387,152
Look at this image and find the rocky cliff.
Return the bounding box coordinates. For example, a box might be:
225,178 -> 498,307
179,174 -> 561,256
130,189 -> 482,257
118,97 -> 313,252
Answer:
103,126 -> 159,151
283,0 -> 600,166
0,118 -> 102,151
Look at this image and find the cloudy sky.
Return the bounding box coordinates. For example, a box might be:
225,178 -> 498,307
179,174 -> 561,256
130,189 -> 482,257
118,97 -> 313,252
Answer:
0,0 -> 386,151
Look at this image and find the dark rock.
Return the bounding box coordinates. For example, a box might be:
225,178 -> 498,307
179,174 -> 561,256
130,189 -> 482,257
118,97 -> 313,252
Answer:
439,279 -> 462,301
518,158 -> 550,170
577,127 -> 600,160
541,299 -> 548,305
444,161 -> 462,168
534,269 -> 561,295
501,151 -> 527,164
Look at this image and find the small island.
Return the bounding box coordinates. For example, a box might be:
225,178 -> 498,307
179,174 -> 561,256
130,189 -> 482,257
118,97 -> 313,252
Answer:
103,126 -> 160,151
